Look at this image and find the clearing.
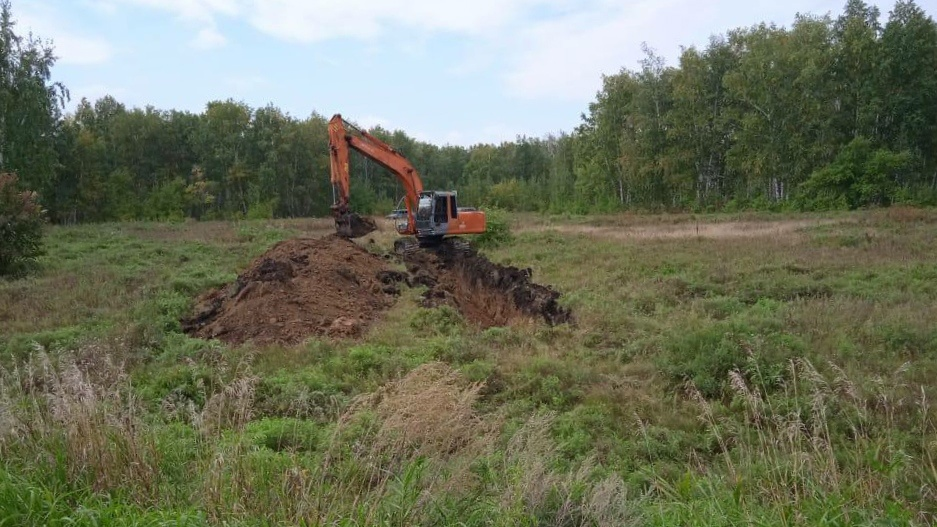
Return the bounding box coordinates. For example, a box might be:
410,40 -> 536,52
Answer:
1,209 -> 936,526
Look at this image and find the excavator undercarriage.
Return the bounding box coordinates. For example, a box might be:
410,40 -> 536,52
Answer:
393,236 -> 472,257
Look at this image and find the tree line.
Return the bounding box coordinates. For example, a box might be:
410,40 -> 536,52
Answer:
2,0 -> 936,222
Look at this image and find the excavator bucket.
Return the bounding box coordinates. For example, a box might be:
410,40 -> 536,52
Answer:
335,212 -> 378,238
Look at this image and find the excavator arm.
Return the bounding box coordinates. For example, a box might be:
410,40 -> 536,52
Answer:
328,112 -> 486,245
328,114 -> 422,237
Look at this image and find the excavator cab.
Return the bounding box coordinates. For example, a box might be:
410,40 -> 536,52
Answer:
413,191 -> 486,246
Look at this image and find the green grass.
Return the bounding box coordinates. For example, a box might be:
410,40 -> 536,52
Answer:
1,211 -> 936,525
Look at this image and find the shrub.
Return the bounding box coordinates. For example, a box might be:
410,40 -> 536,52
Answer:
0,173 -> 45,276
799,137 -> 914,210
659,322 -> 804,398
245,199 -> 277,220
245,418 -> 320,452
475,207 -> 513,248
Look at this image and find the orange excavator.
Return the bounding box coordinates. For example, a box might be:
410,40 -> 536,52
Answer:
328,113 -> 486,247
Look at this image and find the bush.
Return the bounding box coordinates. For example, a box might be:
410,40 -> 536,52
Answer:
799,137 -> 914,210
245,199 -> 277,220
475,207 -> 513,248
0,173 -> 45,276
245,418 -> 320,452
659,321 -> 804,398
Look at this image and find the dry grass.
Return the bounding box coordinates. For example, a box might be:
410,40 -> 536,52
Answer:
669,357 -> 937,524
520,218 -> 841,241
495,413 -> 640,527
196,363 -> 258,437
0,271 -> 144,334
344,361 -> 494,458
0,345 -> 162,504
449,267 -> 526,328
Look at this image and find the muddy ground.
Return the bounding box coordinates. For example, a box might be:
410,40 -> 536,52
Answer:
182,236 -> 571,345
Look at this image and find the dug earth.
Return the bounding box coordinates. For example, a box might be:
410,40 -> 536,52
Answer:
182,235 -> 571,345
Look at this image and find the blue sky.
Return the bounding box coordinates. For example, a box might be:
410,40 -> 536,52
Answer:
17,0 -> 935,146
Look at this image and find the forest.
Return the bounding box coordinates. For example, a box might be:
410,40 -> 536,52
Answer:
2,0 -> 936,222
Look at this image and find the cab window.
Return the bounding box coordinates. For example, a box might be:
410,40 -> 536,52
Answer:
434,195 -> 448,223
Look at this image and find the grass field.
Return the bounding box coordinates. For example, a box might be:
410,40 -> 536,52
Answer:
2,209 -> 936,526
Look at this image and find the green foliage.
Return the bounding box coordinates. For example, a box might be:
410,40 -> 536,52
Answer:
245,199 -> 277,220
660,316 -> 806,398
0,173 -> 45,276
474,207 -> 514,249
800,137 -> 914,210
254,379 -> 344,420
0,1 -> 66,195
0,468 -> 207,527
143,178 -> 186,221
245,418 -> 320,452
409,306 -> 464,337
349,176 -> 379,214
486,179 -> 525,210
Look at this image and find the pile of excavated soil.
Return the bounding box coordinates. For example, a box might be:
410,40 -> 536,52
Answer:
398,241 -> 572,328
183,235 -> 573,345
182,236 -> 399,345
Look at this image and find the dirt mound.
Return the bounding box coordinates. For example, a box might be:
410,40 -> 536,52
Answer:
183,235 -> 572,345
402,241 -> 572,328
182,236 -> 398,345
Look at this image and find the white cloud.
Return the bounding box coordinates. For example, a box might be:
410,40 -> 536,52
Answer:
81,0 -> 119,16
114,0 -> 240,49
500,0 -> 895,102
17,6 -> 114,65
102,0 -> 566,45
425,124 -> 526,146
74,0 -> 908,109
192,25 -> 227,49
245,0 -> 554,43
52,32 -> 114,65
121,0 -> 240,23
503,0 -> 692,101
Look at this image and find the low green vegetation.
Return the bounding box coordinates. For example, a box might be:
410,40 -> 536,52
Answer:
2,210 -> 936,525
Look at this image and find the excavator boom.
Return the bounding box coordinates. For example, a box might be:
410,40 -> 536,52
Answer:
328,113 -> 485,244
329,114 -> 422,238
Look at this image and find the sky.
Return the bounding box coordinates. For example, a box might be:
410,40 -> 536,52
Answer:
16,0 -> 937,146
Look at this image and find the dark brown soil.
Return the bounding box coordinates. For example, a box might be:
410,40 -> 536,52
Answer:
402,241 -> 572,328
182,235 -> 397,345
335,212 -> 378,238
182,236 -> 572,346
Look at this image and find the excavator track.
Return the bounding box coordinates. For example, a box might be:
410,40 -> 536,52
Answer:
393,237 -> 422,256
393,236 -> 473,258
439,237 -> 473,258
